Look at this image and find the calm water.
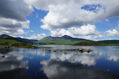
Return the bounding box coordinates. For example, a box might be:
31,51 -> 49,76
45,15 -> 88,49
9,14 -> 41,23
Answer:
0,45 -> 119,79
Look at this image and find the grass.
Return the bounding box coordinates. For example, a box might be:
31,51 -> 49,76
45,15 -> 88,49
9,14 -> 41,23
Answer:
0,39 -> 38,48
74,41 -> 119,46
37,41 -> 119,46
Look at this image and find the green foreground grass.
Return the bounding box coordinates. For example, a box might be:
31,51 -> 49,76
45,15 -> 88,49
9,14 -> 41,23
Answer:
74,41 -> 119,46
0,39 -> 38,48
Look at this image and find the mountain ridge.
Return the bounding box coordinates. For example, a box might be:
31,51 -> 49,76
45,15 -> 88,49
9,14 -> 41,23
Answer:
1,34 -> 119,45
40,35 -> 93,41
39,35 -> 119,45
39,35 -> 94,45
0,34 -> 38,43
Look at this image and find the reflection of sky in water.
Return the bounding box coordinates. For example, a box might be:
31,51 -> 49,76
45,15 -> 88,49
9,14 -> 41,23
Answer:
41,60 -> 119,79
0,46 -> 119,79
0,53 -> 28,72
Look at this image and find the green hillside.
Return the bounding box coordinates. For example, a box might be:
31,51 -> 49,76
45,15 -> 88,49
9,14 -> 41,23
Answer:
38,35 -> 93,45
39,39 -> 80,45
74,41 -> 98,46
1,34 -> 119,46
74,40 -> 119,46
38,35 -> 119,46
0,34 -> 39,48
0,39 -> 38,48
97,40 -> 119,44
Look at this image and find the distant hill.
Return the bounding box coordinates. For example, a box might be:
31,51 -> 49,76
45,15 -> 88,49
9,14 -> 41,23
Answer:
38,35 -> 93,45
38,35 -> 119,45
1,34 -> 119,46
0,34 -> 38,43
0,34 -> 38,48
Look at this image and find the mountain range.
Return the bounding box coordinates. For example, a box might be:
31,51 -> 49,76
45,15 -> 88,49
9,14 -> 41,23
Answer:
0,34 -> 119,46
38,35 -> 119,45
38,35 -> 93,45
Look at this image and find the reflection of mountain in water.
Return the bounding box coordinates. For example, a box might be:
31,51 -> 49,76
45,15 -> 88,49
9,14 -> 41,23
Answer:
41,60 -> 119,79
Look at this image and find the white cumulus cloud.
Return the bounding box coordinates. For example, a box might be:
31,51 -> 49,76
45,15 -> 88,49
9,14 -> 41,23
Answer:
50,24 -> 102,40
0,0 -> 33,35
27,33 -> 46,40
106,29 -> 119,37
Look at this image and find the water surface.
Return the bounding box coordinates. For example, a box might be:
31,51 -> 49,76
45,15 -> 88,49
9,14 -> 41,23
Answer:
0,45 -> 119,79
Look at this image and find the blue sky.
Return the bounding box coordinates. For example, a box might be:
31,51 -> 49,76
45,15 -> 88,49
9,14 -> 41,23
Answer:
23,5 -> 119,40
26,11 -> 119,40
26,9 -> 50,36
1,0 -> 119,40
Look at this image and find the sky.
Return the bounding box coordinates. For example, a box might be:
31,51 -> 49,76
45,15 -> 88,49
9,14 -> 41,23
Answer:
1,0 -> 119,40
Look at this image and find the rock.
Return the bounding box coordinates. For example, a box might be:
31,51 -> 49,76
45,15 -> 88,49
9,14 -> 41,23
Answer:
78,48 -> 93,53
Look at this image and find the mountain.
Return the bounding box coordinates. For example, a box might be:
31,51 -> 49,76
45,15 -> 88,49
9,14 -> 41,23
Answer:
38,35 -> 93,45
38,35 -> 119,45
2,34 -> 119,46
0,34 -> 14,39
0,34 -> 38,43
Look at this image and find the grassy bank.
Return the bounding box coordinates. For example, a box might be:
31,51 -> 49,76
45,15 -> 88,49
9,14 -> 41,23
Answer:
37,41 -> 119,46
74,41 -> 119,46
0,39 -> 38,48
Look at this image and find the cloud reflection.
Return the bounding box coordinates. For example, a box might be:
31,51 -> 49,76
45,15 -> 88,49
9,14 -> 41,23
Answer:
41,60 -> 119,79
0,53 -> 28,72
49,51 -> 101,66
107,54 -> 119,62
